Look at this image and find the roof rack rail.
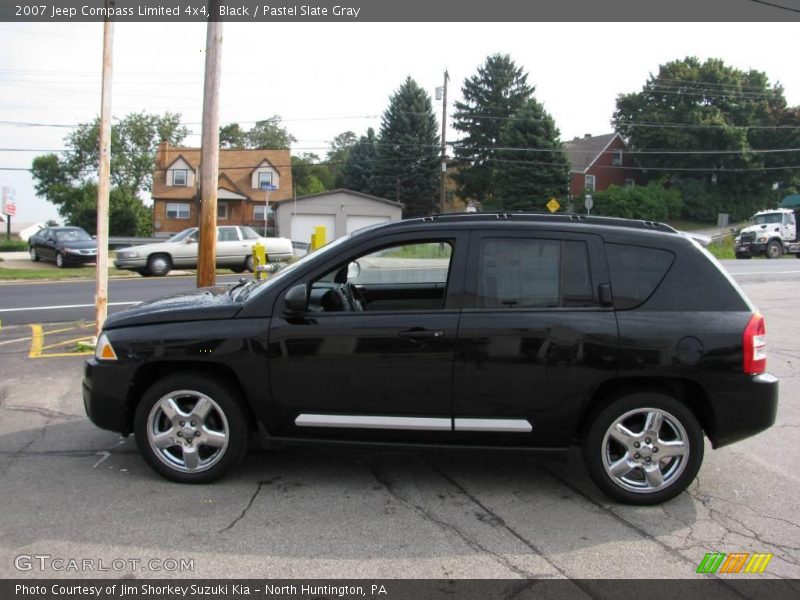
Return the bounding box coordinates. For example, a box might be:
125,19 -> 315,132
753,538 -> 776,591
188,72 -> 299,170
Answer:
421,212 -> 678,233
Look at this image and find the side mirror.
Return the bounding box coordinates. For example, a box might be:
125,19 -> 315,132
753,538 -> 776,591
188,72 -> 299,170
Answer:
185,237 -> 196,244
598,283 -> 614,307
284,283 -> 309,313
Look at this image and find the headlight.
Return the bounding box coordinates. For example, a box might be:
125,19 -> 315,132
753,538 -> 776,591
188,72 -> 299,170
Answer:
64,248 -> 81,254
756,236 -> 767,243
116,251 -> 138,259
95,333 -> 118,361
735,237 -> 741,244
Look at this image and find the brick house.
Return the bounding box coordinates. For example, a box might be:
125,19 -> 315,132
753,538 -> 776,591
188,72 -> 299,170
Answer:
151,142 -> 293,236
564,133 -> 641,199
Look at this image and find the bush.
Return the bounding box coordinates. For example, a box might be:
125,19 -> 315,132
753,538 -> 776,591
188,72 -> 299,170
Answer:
0,240 -> 28,251
586,182 -> 682,222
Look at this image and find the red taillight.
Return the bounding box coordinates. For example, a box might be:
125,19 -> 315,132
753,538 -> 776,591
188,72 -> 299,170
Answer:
743,312 -> 767,375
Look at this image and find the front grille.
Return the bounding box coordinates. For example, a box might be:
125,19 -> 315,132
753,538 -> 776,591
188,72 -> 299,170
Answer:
740,232 -> 755,243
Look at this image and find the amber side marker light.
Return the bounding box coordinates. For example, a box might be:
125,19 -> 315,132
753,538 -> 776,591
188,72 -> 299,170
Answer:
95,333 -> 118,361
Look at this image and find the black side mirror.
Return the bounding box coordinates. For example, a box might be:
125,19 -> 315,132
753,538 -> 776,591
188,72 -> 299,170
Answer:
284,283 -> 309,313
598,283 -> 614,307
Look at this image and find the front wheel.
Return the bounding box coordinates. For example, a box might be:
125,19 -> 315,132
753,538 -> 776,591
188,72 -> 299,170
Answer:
146,254 -> 171,277
766,240 -> 783,259
55,252 -> 65,268
582,392 -> 704,505
134,373 -> 249,483
244,255 -> 254,272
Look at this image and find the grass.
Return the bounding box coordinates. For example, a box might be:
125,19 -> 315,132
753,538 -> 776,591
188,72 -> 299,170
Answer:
707,235 -> 736,260
383,243 -> 452,259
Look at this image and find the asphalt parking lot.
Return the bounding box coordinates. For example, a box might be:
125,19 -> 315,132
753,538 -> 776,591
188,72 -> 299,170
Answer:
0,279 -> 798,580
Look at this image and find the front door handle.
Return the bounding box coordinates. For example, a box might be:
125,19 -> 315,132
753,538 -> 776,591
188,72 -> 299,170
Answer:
398,329 -> 444,342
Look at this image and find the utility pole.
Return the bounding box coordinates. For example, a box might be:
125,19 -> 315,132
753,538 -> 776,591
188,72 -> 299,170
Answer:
197,6 -> 223,288
94,15 -> 114,339
439,69 -> 449,214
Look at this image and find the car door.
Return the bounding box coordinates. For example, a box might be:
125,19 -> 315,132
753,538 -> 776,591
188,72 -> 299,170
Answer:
169,228 -> 198,268
453,230 -> 619,447
267,231 -> 468,443
216,226 -> 246,266
39,229 -> 56,259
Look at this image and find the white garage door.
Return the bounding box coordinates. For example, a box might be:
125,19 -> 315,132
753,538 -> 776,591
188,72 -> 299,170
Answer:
346,215 -> 390,234
290,214 -> 336,244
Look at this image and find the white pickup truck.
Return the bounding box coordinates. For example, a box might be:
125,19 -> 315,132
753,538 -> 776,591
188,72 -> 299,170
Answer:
735,207 -> 800,259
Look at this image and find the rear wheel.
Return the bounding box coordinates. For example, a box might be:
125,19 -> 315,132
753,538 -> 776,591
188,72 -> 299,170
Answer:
245,255 -> 254,272
29,247 -> 40,262
146,254 -> 171,276
582,392 -> 703,505
766,240 -> 783,259
134,373 -> 249,483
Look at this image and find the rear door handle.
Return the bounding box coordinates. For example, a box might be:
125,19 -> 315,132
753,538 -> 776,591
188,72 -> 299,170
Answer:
398,329 -> 445,342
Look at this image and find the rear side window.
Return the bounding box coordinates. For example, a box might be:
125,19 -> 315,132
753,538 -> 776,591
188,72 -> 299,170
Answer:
606,243 -> 674,309
477,238 -> 595,309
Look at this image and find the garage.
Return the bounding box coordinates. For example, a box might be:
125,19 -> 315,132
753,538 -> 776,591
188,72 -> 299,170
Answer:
272,189 -> 403,244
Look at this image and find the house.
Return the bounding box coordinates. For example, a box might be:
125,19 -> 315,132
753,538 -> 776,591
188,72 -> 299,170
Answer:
0,217 -> 45,241
271,189 -> 402,244
151,142 -> 293,236
564,133 -> 642,198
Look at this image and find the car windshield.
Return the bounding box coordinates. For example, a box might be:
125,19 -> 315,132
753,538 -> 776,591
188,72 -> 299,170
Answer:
167,228 -> 198,243
240,226 -> 261,240
753,213 -> 782,225
243,234 -> 354,301
55,229 -> 91,242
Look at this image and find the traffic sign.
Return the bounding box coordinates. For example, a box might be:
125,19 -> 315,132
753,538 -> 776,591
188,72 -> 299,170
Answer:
260,183 -> 278,191
546,197 -> 560,213
585,194 -> 593,212
2,187 -> 16,217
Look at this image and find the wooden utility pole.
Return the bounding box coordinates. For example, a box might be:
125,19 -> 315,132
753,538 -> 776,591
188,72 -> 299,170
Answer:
94,18 -> 114,338
440,69 -> 449,214
197,12 -> 223,288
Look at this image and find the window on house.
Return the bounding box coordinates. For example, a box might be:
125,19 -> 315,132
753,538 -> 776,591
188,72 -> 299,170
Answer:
166,202 -> 190,219
585,174 -> 596,191
172,170 -> 187,186
258,171 -> 273,189
253,204 -> 266,221
612,150 -> 623,166
253,204 -> 275,236
218,203 -> 228,220
625,178 -> 636,187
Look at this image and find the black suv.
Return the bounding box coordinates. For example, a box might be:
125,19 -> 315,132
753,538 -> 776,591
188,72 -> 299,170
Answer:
83,214 -> 778,505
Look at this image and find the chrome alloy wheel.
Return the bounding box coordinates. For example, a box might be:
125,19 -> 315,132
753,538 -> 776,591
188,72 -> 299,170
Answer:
601,407 -> 689,494
146,390 -> 230,473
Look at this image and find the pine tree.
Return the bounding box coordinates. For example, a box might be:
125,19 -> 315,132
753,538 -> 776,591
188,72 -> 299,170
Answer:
452,54 -> 534,205
341,128 -> 379,194
494,99 -> 569,211
373,77 -> 440,216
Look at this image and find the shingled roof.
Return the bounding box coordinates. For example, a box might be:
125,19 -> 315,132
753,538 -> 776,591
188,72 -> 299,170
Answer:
563,133 -> 621,173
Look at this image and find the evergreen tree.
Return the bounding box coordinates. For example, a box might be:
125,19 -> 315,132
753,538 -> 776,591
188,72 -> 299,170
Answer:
341,128 -> 379,194
328,131 -> 358,187
494,99 -> 569,210
452,54 -> 534,204
373,77 -> 440,216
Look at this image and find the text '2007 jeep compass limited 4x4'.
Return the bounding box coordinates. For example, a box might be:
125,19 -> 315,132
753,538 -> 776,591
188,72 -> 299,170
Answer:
83,214 -> 778,505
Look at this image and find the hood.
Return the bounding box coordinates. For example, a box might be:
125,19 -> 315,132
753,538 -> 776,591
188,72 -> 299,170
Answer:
740,224 -> 778,235
103,285 -> 241,329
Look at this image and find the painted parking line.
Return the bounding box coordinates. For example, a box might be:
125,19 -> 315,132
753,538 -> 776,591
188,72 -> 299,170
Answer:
29,324 -> 94,358
0,301 -> 140,314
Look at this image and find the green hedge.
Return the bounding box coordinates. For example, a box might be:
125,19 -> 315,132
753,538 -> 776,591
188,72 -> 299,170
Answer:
583,181 -> 682,222
0,240 -> 28,251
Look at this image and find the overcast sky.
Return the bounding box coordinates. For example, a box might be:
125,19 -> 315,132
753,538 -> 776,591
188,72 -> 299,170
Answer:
2,21 -> 800,223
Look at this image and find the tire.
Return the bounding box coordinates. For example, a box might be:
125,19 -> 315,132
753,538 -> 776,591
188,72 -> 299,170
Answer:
136,269 -> 152,277
134,373 -> 249,483
734,252 -> 751,260
55,252 -> 65,268
582,392 -> 704,505
766,240 -> 783,259
29,247 -> 40,262
244,255 -> 254,272
146,254 -> 171,277
230,266 -> 245,274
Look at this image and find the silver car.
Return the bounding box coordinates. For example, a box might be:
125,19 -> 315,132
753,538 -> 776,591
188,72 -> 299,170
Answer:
114,226 -> 293,276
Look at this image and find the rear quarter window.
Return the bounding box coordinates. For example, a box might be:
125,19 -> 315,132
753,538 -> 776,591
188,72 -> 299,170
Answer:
606,243 -> 674,310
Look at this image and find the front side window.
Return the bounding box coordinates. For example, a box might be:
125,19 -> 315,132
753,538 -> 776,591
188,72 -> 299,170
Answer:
172,169 -> 187,186
350,242 -> 452,285
477,238 -> 595,309
166,202 -> 190,219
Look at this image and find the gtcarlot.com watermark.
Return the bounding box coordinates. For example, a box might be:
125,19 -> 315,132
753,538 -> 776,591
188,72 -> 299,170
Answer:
14,553 -> 194,573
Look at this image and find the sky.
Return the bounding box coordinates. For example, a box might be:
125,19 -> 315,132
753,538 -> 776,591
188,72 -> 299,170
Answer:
2,21 -> 800,224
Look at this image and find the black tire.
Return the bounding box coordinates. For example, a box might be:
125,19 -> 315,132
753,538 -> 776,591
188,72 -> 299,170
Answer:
230,266 -> 245,274
766,240 -> 783,259
582,392 -> 704,505
29,246 -> 40,262
244,255 -> 254,272
735,252 -> 752,260
146,254 -> 172,276
55,252 -> 65,268
134,373 -> 249,484
136,269 -> 152,277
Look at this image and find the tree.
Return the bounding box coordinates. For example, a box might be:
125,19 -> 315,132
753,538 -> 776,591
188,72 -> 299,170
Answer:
452,54 -> 534,204
613,57 -> 800,220
292,153 -> 334,196
218,117 -> 296,150
327,131 -> 358,187
219,123 -> 248,148
31,111 -> 188,236
373,77 -> 440,216
341,128 -> 379,194
494,99 -> 569,210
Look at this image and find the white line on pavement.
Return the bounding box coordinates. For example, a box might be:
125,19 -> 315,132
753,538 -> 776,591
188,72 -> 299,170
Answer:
0,301 -> 140,313
729,270 -> 800,275
0,336 -> 31,346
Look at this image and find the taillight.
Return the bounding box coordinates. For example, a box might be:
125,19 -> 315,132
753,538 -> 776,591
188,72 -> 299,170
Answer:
743,313 -> 767,375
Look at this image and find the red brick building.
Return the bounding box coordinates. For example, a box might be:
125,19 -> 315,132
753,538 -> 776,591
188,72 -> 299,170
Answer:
564,133 -> 641,198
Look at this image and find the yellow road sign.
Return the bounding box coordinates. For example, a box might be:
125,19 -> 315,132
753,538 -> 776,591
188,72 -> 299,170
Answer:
546,198 -> 560,213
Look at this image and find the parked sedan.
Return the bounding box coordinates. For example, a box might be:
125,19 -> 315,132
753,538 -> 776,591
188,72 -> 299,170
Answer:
28,226 -> 97,268
114,225 -> 294,276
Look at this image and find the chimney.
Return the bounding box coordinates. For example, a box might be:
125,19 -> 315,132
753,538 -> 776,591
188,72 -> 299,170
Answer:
157,141 -> 169,167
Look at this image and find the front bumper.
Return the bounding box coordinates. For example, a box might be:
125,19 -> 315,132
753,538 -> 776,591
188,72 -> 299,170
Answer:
114,257 -> 147,270
710,372 -> 779,448
735,242 -> 767,254
63,252 -> 98,265
83,358 -> 138,434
